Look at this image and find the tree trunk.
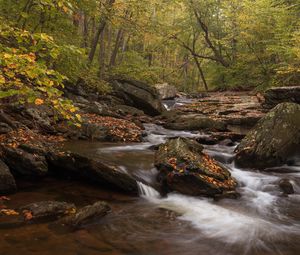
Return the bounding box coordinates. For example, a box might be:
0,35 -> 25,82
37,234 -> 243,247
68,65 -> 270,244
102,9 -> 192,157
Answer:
98,28 -> 106,79
193,56 -> 208,91
82,13 -> 89,48
109,28 -> 124,67
88,0 -> 115,65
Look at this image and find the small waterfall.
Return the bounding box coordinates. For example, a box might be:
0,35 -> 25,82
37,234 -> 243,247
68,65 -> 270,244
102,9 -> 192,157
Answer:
137,182 -> 160,199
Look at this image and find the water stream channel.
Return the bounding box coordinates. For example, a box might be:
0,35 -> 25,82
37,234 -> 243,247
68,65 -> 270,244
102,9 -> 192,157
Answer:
0,105 -> 299,255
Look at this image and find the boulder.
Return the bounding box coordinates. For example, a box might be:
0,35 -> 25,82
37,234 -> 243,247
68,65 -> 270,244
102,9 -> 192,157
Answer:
164,114 -> 227,132
0,160 -> 17,194
86,101 -> 120,118
47,152 -> 138,194
1,146 -> 48,177
235,103 -> 300,168
155,138 -> 238,198
278,179 -> 294,195
154,83 -> 178,100
20,201 -> 76,221
263,86 -> 300,109
110,78 -> 165,116
62,201 -> 110,228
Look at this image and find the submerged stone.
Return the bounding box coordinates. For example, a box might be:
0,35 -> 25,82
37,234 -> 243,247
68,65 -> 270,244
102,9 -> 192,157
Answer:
62,201 -> 110,228
20,201 -> 76,221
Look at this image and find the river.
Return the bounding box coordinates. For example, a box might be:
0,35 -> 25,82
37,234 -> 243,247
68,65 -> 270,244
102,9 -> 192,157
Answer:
0,118 -> 299,255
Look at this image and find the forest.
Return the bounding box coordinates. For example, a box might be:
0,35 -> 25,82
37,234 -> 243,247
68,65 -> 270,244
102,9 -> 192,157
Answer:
0,1 -> 299,255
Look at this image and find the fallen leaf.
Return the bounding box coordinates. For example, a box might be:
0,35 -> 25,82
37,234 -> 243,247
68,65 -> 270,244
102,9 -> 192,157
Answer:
23,210 -> 33,220
0,209 -> 19,216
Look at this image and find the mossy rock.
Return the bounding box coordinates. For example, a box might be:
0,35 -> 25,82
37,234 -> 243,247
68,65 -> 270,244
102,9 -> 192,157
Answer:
235,103 -> 300,168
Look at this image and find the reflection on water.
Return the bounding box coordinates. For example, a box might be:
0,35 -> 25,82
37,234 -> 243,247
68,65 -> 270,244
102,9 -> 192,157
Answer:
0,124 -> 299,255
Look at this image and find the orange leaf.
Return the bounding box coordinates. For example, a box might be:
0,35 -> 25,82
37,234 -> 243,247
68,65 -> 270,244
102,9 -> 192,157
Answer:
35,98 -> 44,105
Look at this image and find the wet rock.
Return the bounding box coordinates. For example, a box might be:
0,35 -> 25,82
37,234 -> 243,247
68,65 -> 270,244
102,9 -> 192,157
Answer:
262,167 -> 299,174
0,160 -> 17,194
235,103 -> 300,168
279,179 -> 294,195
80,122 -> 110,141
263,86 -> 300,109
62,201 -> 110,228
20,201 -> 76,221
186,93 -> 209,99
196,136 -> 218,145
0,123 -> 12,134
171,92 -> 265,129
110,78 -> 165,116
219,139 -> 234,147
155,83 -> 178,100
47,152 -> 138,194
1,146 -> 48,177
155,137 -> 238,198
113,105 -> 145,117
164,114 -> 227,132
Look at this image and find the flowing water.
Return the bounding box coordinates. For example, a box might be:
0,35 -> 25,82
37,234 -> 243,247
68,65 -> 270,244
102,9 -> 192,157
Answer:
0,122 -> 299,255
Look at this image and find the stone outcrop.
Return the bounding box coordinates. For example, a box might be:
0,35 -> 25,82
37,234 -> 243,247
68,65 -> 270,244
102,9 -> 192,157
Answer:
235,103 -> 300,168
163,113 -> 227,132
263,86 -> 300,109
155,83 -> 178,100
110,78 -> 165,116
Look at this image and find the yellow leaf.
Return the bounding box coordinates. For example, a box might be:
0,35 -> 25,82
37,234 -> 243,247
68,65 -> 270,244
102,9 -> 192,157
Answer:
35,98 -> 44,105
0,75 -> 5,84
3,53 -> 12,59
70,107 -> 76,113
62,6 -> 69,13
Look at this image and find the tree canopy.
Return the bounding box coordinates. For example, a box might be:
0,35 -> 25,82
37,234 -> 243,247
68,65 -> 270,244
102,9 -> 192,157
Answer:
0,0 -> 299,118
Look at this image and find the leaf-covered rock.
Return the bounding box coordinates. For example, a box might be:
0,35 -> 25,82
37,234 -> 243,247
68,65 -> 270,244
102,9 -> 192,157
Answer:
155,137 -> 238,198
